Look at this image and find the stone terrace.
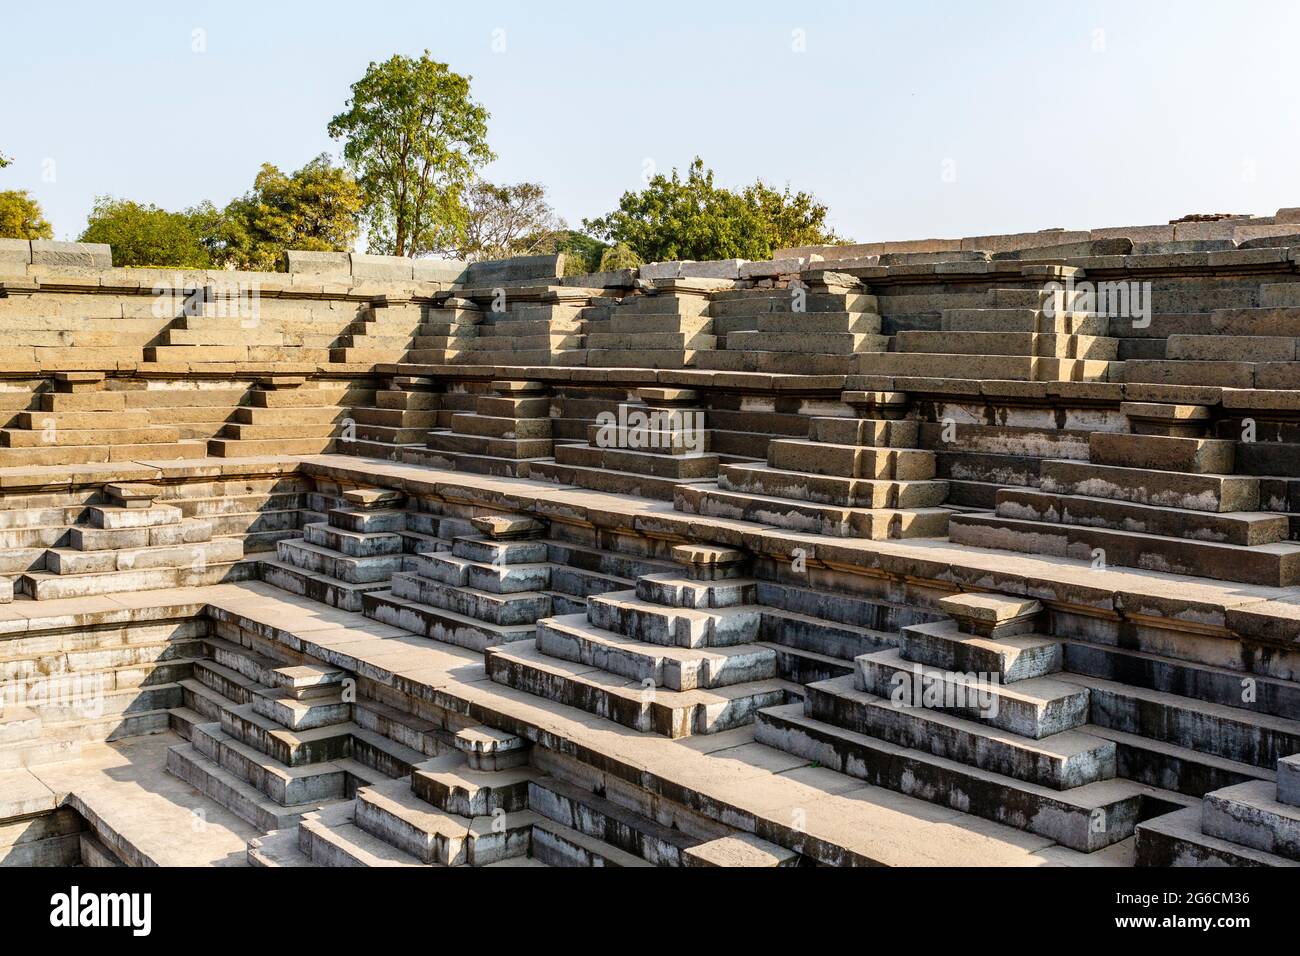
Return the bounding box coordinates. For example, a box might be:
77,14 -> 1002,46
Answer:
3,212 -> 1300,867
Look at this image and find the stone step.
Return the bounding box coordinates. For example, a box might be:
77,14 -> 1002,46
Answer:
275,538 -> 403,584
856,648 -> 1090,739
19,558 -> 252,600
553,443 -> 719,479
536,614 -> 778,691
1062,673 -> 1300,770
209,437 -> 337,457
486,639 -> 791,738
1038,458 -> 1259,512
527,776 -> 697,866
1200,779 -> 1300,859
247,827 -> 318,867
725,331 -> 887,354
1084,723 -> 1273,797
679,483 -> 951,540
718,462 -> 948,509
586,590 -> 760,649
219,701 -> 351,767
450,412 -> 553,440
994,488 -> 1288,547
530,818 -> 655,867
896,330 -> 1117,360
633,572 -> 757,609
1166,334 -> 1300,362
251,687 -> 350,732
752,312 -> 882,334
948,512 -> 1300,588
192,722 -> 347,806
302,522 -> 403,559
899,620 -> 1062,683
851,352 -> 1113,382
803,674 -> 1116,790
164,743 -> 326,832
259,556 -> 388,613
416,551 -> 550,595
940,308 -> 1108,335
1281,755 -> 1300,806
425,431 -> 554,460
389,572 -> 550,626
1063,641 -> 1300,724
362,590 -> 536,652
298,801 -> 425,867
768,439 -> 936,480
410,753 -> 533,816
357,778 -> 537,865
755,703 -> 1146,852
0,439 -> 209,468
1134,807 -> 1300,867
1089,432 -> 1235,475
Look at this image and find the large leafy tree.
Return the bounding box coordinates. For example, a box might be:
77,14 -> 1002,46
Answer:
328,51 -> 494,258
585,157 -> 841,262
0,190 -> 53,239
218,154 -> 364,271
79,197 -> 214,268
456,181 -> 564,261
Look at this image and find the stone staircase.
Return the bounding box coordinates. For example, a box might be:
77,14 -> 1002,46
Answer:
261,487 -> 440,612
486,545 -> 798,739
0,372 -> 208,468
530,387 -> 723,501
208,375 -> 361,458
19,482 -> 249,600
446,288 -> 612,367
0,609 -> 200,771
144,285 -> 326,364
585,279 -> 717,369
856,282 -> 1120,382
677,389 -> 952,539
341,375 -> 444,461
1137,755 -> 1300,866
949,401 -> 1300,586
329,294 -> 439,364
406,379 -> 555,478
402,297 -> 483,364
696,272 -> 887,375
166,635 -> 427,836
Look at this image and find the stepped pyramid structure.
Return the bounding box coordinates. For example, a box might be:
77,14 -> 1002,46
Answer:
408,380 -> 555,477
697,272 -> 888,374
262,487 -> 430,611
486,545 -> 796,738
530,387 -> 722,500
209,375 -> 360,458
861,277 -> 1120,381
342,375 -> 444,460
585,280 -> 718,368
20,482 -> 246,600
0,372 -> 207,467
949,400 -> 1300,586
678,389 -> 951,539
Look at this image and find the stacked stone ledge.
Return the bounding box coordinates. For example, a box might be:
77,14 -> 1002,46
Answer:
678,389 -> 951,539
949,401 -> 1300,586
406,379 -> 555,478
530,387 -> 722,501
0,372 -> 208,468
19,482 -> 248,600
857,272 -> 1121,382
262,487 -> 441,612
209,375 -> 364,458
440,286 -> 613,368
330,293 -> 475,365
584,279 -> 720,369
696,271 -> 889,375
340,375 -> 444,460
486,545 -> 798,738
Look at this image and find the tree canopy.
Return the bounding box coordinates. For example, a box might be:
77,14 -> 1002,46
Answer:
0,190 -> 53,240
456,181 -> 565,261
217,154 -> 363,271
329,51 -> 494,258
584,157 -> 841,263
79,197 -> 215,267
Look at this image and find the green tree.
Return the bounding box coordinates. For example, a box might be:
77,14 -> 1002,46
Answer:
328,51 -> 494,258
0,190 -> 54,239
585,157 -> 841,263
597,241 -> 641,272
0,152 -> 11,169
217,155 -> 364,271
79,197 -> 213,268
457,181 -> 565,261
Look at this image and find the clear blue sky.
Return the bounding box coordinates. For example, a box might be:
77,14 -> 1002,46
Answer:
5,0 -> 1299,245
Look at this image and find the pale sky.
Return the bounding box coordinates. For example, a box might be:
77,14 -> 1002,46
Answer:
5,0 -> 1299,245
